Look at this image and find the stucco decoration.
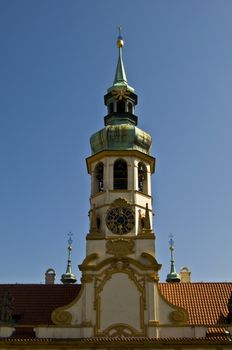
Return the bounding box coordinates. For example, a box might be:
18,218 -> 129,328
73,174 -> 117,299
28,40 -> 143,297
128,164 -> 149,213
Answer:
106,238 -> 135,258
169,310 -> 188,324
104,323 -> 140,337
110,198 -> 128,208
51,310 -> 72,325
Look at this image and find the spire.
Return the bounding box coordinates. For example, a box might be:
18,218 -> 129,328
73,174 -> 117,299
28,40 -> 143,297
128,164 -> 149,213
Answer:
107,28 -> 134,93
113,27 -> 127,86
166,235 -> 180,283
61,232 -> 77,284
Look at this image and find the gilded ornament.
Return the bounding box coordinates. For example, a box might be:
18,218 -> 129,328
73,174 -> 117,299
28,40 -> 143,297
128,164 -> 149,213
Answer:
106,238 -> 135,258
81,274 -> 93,283
169,310 -> 188,324
51,310 -> 72,325
112,88 -> 130,101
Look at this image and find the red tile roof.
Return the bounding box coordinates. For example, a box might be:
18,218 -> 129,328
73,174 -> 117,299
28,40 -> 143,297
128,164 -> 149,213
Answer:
159,282 -> 232,325
0,284 -> 80,325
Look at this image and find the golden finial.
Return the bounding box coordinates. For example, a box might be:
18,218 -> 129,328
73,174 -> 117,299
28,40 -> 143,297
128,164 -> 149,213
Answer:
117,26 -> 124,48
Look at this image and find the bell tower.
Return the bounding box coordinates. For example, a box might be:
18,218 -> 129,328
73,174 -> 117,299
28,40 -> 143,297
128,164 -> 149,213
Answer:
87,32 -> 155,243
48,33 -> 188,340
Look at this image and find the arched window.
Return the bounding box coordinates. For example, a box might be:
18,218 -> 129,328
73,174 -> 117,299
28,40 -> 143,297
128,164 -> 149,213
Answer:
117,100 -> 125,113
108,102 -> 114,114
94,162 -> 104,192
128,102 -> 133,114
114,159 -> 127,190
138,162 -> 147,193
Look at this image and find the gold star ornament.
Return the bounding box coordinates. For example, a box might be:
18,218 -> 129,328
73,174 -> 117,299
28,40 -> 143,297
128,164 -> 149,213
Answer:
112,88 -> 130,101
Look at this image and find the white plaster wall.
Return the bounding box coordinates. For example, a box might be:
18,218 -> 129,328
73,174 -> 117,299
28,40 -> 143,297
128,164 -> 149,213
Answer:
35,327 -> 92,339
158,326 -> 207,339
86,240 -> 105,257
0,327 -> 15,338
99,272 -> 141,332
135,239 -> 156,259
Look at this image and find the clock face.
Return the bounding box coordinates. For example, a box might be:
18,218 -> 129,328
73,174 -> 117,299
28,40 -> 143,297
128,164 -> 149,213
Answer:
106,206 -> 135,235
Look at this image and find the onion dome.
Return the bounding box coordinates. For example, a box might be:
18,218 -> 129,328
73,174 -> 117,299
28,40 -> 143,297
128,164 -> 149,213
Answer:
90,125 -> 152,155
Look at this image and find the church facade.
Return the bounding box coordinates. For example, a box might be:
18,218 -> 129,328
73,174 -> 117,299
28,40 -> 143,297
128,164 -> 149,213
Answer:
0,34 -> 231,349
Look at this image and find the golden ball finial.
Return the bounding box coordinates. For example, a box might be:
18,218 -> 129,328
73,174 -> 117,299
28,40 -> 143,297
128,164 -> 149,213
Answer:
117,26 -> 124,48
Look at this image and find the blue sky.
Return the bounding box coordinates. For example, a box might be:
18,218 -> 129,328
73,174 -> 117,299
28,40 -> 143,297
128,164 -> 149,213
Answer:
0,0 -> 232,283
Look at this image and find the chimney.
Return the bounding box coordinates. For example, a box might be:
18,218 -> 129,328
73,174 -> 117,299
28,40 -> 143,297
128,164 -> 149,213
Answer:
180,267 -> 191,283
45,268 -> 56,284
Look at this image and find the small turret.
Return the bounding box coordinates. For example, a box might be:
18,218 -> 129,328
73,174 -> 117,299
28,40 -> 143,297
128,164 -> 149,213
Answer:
166,235 -> 180,283
61,233 -> 77,284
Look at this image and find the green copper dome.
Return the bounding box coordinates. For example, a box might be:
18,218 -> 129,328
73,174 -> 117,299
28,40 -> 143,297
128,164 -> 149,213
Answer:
90,124 -> 152,155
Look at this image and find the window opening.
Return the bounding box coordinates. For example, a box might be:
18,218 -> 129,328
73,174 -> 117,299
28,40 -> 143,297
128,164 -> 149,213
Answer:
117,100 -> 125,113
128,102 -> 133,113
138,162 -> 147,192
109,102 -> 114,113
114,159 -> 128,190
95,162 -> 104,192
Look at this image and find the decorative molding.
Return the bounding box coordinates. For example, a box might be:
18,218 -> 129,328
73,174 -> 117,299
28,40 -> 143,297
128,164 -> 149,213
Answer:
86,234 -> 155,241
148,320 -> 159,326
80,256 -> 160,272
169,310 -> 189,324
106,238 -> 135,258
81,274 -> 93,283
100,323 -> 143,337
87,201 -> 154,213
79,321 -> 93,327
51,310 -> 72,326
109,198 -> 128,208
79,253 -> 99,270
94,261 -> 146,336
86,233 -> 105,240
141,252 -> 162,271
146,274 -> 159,282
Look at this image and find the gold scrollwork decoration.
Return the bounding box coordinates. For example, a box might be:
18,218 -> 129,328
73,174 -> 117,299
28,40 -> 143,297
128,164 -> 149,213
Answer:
110,198 -> 128,208
51,310 -> 72,325
169,310 -> 188,324
106,238 -> 135,258
104,323 -> 137,337
81,274 -> 93,283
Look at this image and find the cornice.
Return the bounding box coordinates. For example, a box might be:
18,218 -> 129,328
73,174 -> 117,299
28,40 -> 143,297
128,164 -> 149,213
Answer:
86,149 -> 155,174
